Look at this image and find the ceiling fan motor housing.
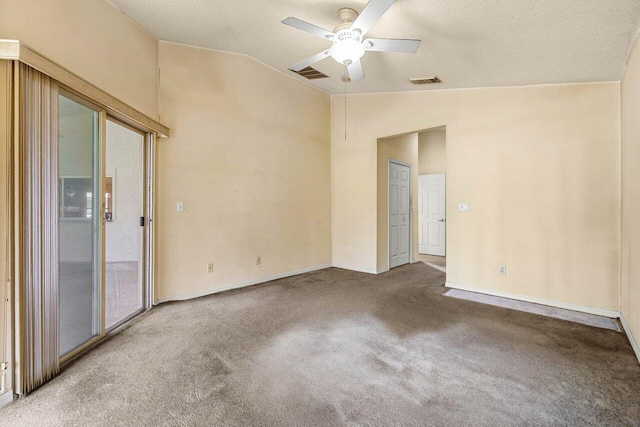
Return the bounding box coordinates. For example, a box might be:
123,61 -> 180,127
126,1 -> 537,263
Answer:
334,7 -> 359,32
329,8 -> 365,65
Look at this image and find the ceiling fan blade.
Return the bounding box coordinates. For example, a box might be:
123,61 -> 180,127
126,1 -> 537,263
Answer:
350,0 -> 395,36
364,38 -> 421,53
290,50 -> 330,72
347,60 -> 365,82
282,17 -> 335,40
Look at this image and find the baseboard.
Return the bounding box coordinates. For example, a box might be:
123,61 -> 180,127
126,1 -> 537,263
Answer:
422,262 -> 446,273
0,391 -> 14,408
620,313 -> 640,364
331,264 -> 380,275
155,264 -> 332,304
445,281 -> 620,319
336,262 -> 422,275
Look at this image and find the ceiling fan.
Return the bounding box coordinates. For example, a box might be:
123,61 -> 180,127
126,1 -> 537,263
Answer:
283,0 -> 421,82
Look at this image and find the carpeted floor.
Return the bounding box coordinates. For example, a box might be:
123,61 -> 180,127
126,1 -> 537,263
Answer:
3,263 -> 640,426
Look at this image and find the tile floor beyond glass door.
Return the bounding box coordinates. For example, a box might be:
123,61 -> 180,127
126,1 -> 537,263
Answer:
105,261 -> 142,328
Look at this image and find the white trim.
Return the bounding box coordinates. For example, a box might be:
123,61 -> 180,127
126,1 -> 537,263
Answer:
423,262 -> 446,273
620,313 -> 640,364
154,264 -> 332,304
0,391 -> 14,408
330,79 -> 620,99
332,263 -> 379,275
379,262 -> 420,274
445,281 -> 620,319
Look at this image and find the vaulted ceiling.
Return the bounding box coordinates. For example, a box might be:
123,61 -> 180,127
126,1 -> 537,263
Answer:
109,0 -> 640,94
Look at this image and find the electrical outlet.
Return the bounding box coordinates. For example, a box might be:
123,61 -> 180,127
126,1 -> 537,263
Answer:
499,265 -> 507,275
207,263 -> 214,273
256,256 -> 261,266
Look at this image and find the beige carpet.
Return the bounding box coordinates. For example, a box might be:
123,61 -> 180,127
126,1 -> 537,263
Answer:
3,263 -> 640,426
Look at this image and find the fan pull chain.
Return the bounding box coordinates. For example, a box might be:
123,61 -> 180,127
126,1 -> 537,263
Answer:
344,65 -> 348,140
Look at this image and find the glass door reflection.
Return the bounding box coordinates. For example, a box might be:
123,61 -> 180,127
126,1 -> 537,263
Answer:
105,119 -> 145,330
58,93 -> 101,356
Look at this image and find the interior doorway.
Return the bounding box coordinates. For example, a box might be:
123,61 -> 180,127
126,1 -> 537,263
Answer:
417,127 -> 446,272
376,128 -> 446,274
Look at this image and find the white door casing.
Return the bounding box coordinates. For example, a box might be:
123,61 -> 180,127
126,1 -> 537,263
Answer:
389,161 -> 411,269
419,174 -> 446,256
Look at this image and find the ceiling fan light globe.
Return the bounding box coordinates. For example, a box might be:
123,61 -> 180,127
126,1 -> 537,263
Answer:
329,39 -> 365,65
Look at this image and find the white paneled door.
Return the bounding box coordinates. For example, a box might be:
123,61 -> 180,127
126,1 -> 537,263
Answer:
419,174 -> 446,256
389,161 -> 411,269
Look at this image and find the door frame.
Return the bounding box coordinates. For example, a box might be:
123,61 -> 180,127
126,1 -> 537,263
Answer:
388,158 -> 412,270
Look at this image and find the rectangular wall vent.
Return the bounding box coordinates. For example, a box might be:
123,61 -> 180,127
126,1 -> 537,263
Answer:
409,76 -> 443,85
290,67 -> 329,80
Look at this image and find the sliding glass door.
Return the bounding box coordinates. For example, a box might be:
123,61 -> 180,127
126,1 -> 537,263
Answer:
105,119 -> 145,330
57,91 -> 150,359
13,61 -> 159,393
58,93 -> 102,357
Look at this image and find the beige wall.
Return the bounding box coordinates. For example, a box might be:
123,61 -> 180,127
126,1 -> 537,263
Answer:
377,133 -> 419,270
332,82 -> 621,312
0,0 -> 159,119
418,127 -> 446,175
621,32 -> 640,353
155,42 -> 332,301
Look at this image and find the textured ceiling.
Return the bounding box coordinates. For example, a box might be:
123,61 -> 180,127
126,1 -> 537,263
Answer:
108,0 -> 640,94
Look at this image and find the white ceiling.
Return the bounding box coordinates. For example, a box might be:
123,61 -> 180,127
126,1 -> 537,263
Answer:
108,0 -> 640,94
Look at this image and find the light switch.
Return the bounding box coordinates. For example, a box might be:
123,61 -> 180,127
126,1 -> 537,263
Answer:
458,202 -> 469,212
177,202 -> 184,212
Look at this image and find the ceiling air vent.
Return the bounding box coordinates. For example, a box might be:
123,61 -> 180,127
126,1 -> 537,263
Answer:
410,76 -> 443,85
289,66 -> 329,80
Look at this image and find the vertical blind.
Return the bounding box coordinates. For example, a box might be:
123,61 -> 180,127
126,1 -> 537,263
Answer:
18,63 -> 59,394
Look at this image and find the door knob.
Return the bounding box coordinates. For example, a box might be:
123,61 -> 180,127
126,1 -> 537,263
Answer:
438,219 -> 446,222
